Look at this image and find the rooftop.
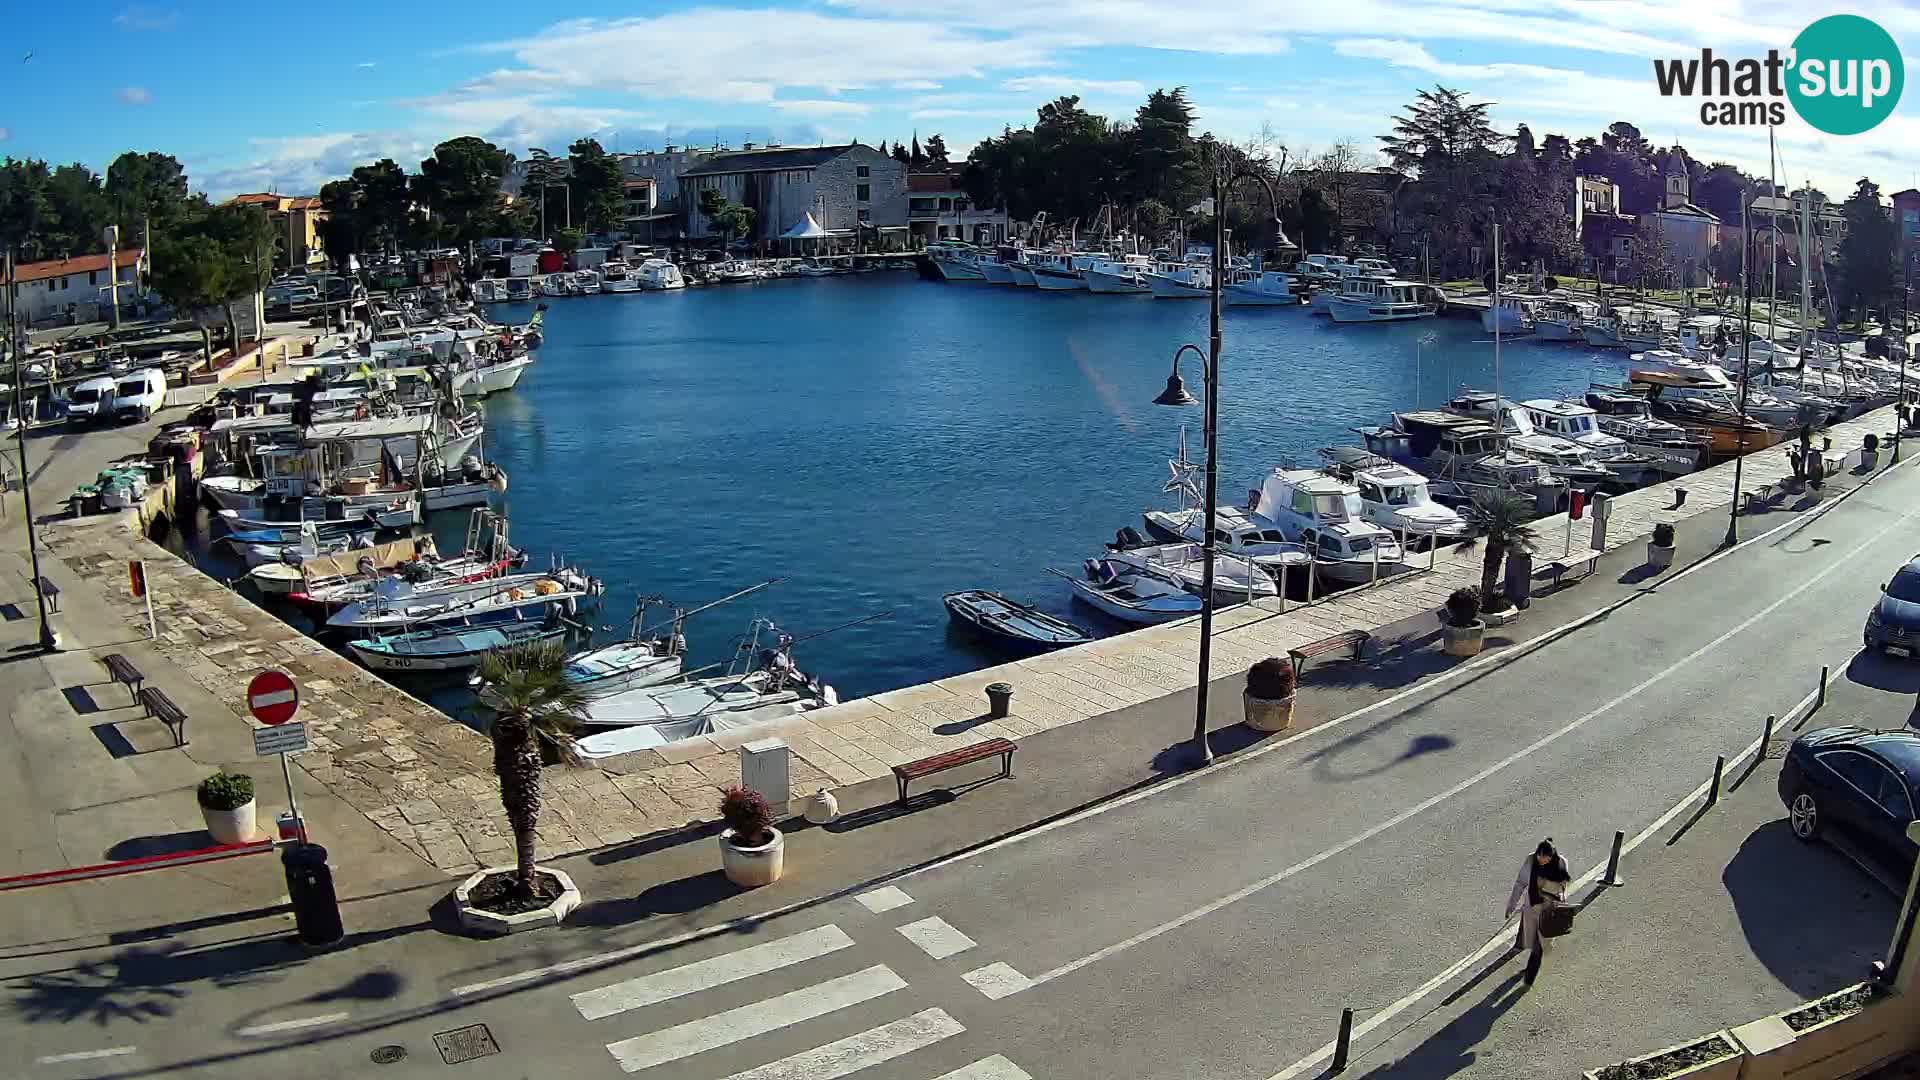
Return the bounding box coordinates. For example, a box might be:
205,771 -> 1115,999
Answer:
2,248 -> 145,285
682,144 -> 861,178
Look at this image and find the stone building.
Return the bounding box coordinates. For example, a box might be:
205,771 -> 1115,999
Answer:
678,143 -> 908,248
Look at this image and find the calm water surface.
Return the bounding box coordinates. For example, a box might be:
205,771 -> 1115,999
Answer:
436,275 -> 1637,701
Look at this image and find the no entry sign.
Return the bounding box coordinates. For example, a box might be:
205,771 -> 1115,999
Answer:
247,670 -> 299,726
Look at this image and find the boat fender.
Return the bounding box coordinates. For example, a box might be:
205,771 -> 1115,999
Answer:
823,685 -> 838,706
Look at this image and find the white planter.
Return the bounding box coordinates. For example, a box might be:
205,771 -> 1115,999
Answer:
720,827 -> 785,888
802,789 -> 839,824
1861,449 -> 1879,470
1647,542 -> 1675,570
1243,691 -> 1295,732
1582,1031 -> 1741,1080
202,799 -> 257,844
1443,621 -> 1485,657
452,866 -> 582,935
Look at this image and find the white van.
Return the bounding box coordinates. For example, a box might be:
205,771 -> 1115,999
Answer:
110,368 -> 167,422
67,375 -> 119,424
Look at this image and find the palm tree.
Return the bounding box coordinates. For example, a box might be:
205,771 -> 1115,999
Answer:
1467,493 -> 1539,613
475,641 -> 588,894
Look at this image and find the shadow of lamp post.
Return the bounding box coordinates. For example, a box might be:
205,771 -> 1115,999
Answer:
1151,151 -> 1289,768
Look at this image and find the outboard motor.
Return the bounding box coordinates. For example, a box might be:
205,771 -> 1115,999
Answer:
1114,526 -> 1145,550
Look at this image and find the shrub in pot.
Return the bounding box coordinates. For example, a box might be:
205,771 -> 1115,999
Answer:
1244,656 -> 1297,732
1862,432 -> 1880,469
1647,521 -> 1676,571
1441,587 -> 1485,657
718,786 -> 784,888
197,771 -> 257,844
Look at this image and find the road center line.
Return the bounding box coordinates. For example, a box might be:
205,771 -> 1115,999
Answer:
35,1047 -> 136,1064
233,1012 -> 349,1038
1026,501 -> 1917,990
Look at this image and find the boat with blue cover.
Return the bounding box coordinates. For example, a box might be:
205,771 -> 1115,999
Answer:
347,618 -> 567,671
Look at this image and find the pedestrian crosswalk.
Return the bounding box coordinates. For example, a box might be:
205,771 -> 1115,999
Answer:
567,909 -> 1034,1079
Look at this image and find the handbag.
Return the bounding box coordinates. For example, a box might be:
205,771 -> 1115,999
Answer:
1538,900 -> 1577,938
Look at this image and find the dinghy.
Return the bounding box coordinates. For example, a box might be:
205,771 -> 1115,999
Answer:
943,590 -> 1092,652
1058,561 -> 1204,624
347,618 -> 567,672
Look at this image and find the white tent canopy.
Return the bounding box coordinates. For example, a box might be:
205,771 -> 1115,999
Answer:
781,213 -> 831,240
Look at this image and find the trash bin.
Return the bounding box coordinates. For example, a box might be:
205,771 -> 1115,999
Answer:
282,843 -> 344,946
986,682 -> 1014,719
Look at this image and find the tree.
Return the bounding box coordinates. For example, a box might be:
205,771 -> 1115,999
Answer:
522,148 -> 569,237
317,179 -> 363,273
1631,218 -> 1677,290
910,134 -> 926,168
553,227 -> 582,256
413,136 -> 511,245
924,134 -> 950,168
148,232 -> 229,360
105,151 -> 191,236
42,163 -> 111,258
474,642 -> 588,894
890,142 -> 911,165
1378,85 -> 1506,175
697,188 -> 756,245
202,202 -> 278,345
1836,177 -> 1897,323
351,159 -> 411,253
1467,494 -> 1537,615
0,158 -> 56,259
567,138 -> 627,235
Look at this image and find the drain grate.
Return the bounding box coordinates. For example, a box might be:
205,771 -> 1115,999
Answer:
433,1024 -> 500,1065
370,1045 -> 407,1065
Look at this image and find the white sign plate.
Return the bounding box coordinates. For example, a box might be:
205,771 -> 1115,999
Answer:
253,722 -> 309,756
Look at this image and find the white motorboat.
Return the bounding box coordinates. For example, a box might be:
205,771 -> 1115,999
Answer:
451,355 -> 533,397
1225,270 -> 1298,306
1139,505 -> 1315,583
217,504 -> 416,532
1316,447 -> 1472,543
1030,253 -> 1090,291
504,278 -> 533,302
1098,529 -> 1277,603
472,279 -> 506,304
538,272 -> 571,297
326,569 -> 598,632
977,255 -> 1017,284
928,244 -> 986,282
1250,467 -> 1410,583
1309,264 -> 1395,314
199,474 -> 420,519
574,667 -> 833,734
1519,398 -> 1666,486
1007,255 -> 1038,286
636,258 -> 686,290
571,270 -> 601,295
1482,294 -> 1541,335
598,260 -> 642,293
246,562 -> 307,595
1143,259 -> 1213,299
1327,279 -> 1438,323
1584,308 -> 1672,350
1533,299 -> 1600,342
1083,255 -> 1153,294
1064,561 -> 1204,624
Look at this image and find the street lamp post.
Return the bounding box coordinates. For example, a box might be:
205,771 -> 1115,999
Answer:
1152,151 -> 1288,769
1725,196 -> 1754,549
3,248 -> 58,652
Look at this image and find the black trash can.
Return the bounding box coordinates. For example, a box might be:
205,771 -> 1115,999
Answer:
985,682 -> 1014,719
282,843 -> 344,946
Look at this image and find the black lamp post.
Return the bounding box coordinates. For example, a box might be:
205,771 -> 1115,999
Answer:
1152,152 -> 1288,768
1725,196 -> 1754,550
3,248 -> 57,652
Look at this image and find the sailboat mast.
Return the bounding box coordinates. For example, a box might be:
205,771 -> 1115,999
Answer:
1492,222 -> 1503,417
1765,126 -> 1779,355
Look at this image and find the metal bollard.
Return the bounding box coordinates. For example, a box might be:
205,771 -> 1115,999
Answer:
1762,713 -> 1776,755
1709,755 -> 1726,806
1277,562 -> 1288,614
1601,830 -> 1625,887
1817,665 -> 1828,709
1308,555 -> 1318,604
1330,1007 -> 1355,1073
1371,540 -> 1380,585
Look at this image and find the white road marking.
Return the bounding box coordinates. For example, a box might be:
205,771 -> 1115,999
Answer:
35,1047 -> 135,1064
1264,682 -> 1826,1080
573,925 -> 855,1020
234,1012 -> 349,1037
1024,503 -> 1917,992
960,962 -> 1033,1000
895,915 -> 976,959
854,886 -> 914,913
720,1007 -> 963,1080
934,1055 -> 1036,1080
605,965 -> 907,1073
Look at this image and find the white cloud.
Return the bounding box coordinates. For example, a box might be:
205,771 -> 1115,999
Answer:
113,5 -> 177,31
1003,75 -> 1146,97
0,128 -> 9,141
357,61 -> 377,68
770,99 -> 873,118
892,80 -> 942,91
116,86 -> 152,105
199,131 -> 432,198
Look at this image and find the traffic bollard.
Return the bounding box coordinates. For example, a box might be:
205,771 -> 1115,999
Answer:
1818,665 -> 1828,709
1762,713 -> 1776,755
1331,1007 -> 1354,1073
282,842 -> 344,946
1601,830 -> 1625,887
1709,756 -> 1726,806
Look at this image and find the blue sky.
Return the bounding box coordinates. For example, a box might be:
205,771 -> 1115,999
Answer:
4,1 -> 1916,200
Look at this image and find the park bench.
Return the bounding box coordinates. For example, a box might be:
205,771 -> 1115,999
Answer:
1288,630 -> 1370,678
137,686 -> 188,747
35,576 -> 59,614
100,653 -> 145,703
1544,547 -> 1604,588
893,737 -> 1016,805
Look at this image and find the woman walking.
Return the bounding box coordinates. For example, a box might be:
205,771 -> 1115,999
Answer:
1506,839 -> 1571,986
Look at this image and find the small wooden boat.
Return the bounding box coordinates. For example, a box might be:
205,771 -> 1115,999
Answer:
347,619 -> 566,672
1057,562 -> 1204,625
943,590 -> 1092,651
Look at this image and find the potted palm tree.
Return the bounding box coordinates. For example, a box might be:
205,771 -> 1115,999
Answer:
1441,587 -> 1485,656
1468,493 -> 1538,623
198,771 -> 257,844
719,786 -> 784,887
1648,521 -> 1677,570
454,642 -> 589,934
1244,657 -> 1296,732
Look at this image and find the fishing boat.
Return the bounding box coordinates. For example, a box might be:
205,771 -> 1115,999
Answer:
219,525 -> 378,570
1518,398 -> 1667,487
1581,386 -> 1711,475
976,253 -> 1017,284
1143,258 -> 1213,299
1481,294 -> 1542,335
1063,561 -> 1205,624
1083,255 -> 1153,294
1326,279 -> 1439,323
326,569 -> 600,632
348,618 -> 568,672
1224,270 -> 1299,306
1099,529 -> 1278,603
1006,253 -> 1039,286
1029,253 -> 1091,292
1533,299 -> 1600,343
573,620 -> 836,733
943,590 -> 1093,652
217,504 -> 416,532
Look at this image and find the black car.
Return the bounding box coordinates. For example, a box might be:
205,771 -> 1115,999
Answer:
1864,556 -> 1920,656
1779,726 -> 1920,864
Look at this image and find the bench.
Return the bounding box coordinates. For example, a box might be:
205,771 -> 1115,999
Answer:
1544,546 -> 1604,588
100,653 -> 145,703
137,686 -> 188,747
893,737 -> 1016,804
35,576 -> 59,614
1288,630 -> 1370,678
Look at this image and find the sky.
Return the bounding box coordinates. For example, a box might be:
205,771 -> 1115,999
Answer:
3,1 -> 1917,203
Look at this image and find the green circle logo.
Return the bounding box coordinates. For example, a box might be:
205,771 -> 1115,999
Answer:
1787,15 -> 1904,135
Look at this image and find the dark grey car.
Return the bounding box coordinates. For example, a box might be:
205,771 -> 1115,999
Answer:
1865,559 -> 1920,656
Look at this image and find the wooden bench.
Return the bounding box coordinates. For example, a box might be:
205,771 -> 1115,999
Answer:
137,686 -> 188,747
1288,630 -> 1370,678
35,576 -> 59,614
1544,546 -> 1604,588
100,653 -> 145,703
893,737 -> 1016,804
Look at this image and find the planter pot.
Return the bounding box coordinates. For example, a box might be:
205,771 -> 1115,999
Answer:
1730,984 -> 1898,1080
451,866 -> 582,935
1647,542 -> 1675,570
1442,621 -> 1485,657
1861,449 -> 1879,470
1582,1031 -> 1741,1080
202,799 -> 257,844
720,826 -> 785,888
801,788 -> 839,825
1243,691 -> 1295,732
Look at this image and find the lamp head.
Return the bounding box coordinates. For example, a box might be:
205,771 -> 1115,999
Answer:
1154,371 -> 1199,407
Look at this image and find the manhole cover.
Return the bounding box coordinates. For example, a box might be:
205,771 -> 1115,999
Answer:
433,1024 -> 500,1065
370,1045 -> 407,1065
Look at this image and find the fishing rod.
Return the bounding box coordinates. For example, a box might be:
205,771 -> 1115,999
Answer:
633,578 -> 785,639
779,608 -> 894,649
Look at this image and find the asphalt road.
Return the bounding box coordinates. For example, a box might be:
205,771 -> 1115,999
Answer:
8,459 -> 1919,1080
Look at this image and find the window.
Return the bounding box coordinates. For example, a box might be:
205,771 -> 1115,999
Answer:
856,184 -> 870,202
1259,530 -> 1288,544
1876,770 -> 1914,823
89,271 -> 98,285
1357,481 -> 1384,504
1820,751 -> 1885,798
1887,572 -> 1920,604
857,209 -> 870,223
856,165 -> 870,178
1212,529 -> 1232,545
1291,489 -> 1313,515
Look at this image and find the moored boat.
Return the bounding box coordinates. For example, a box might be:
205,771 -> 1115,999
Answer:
1062,561 -> 1205,624
943,590 -> 1093,652
348,618 -> 568,672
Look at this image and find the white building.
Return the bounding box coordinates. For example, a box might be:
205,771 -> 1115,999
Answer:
678,143 -> 909,249
907,172 -> 1010,246
2,248 -> 146,327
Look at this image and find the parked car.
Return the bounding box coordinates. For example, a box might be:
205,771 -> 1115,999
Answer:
1865,556 -> 1920,656
1779,726 -> 1920,865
